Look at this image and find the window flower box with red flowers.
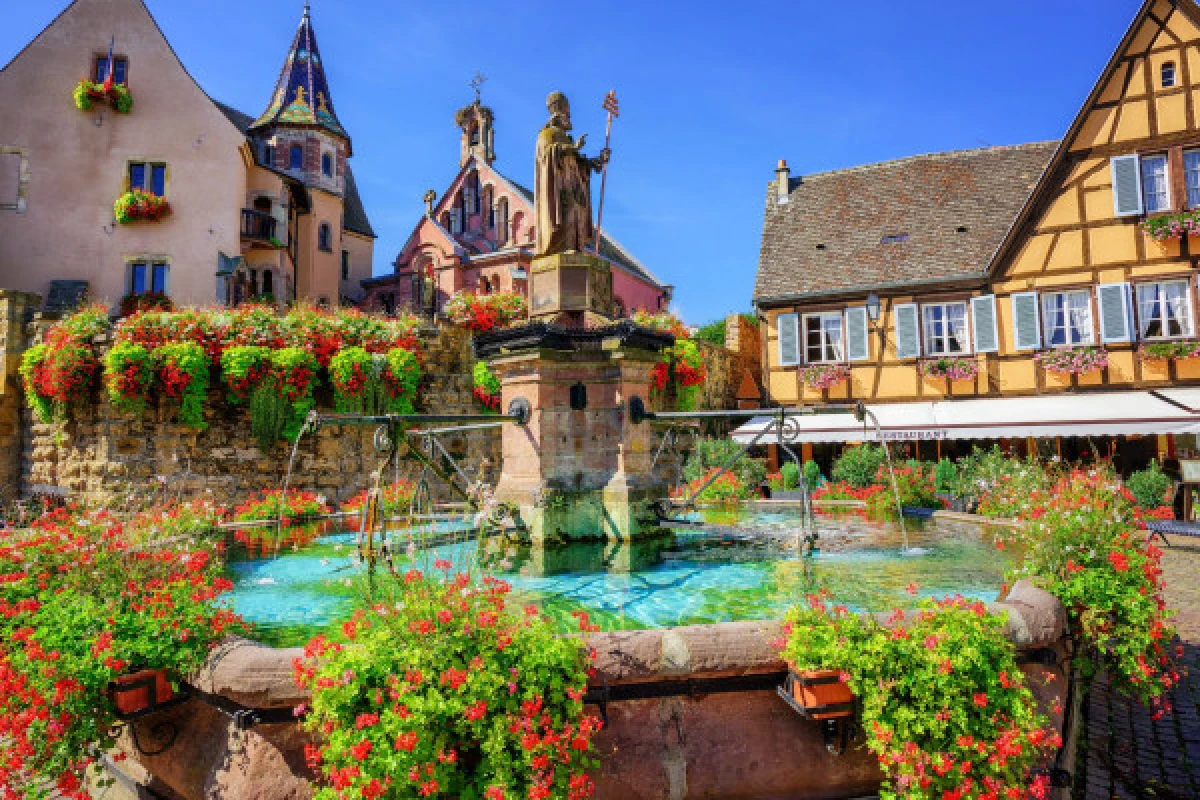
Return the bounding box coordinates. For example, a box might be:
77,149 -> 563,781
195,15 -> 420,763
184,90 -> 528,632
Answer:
919,356 -> 978,381
801,363 -> 850,391
73,79 -> 133,113
1035,345 -> 1109,375
444,291 -> 528,333
118,291 -> 174,318
114,189 -> 171,224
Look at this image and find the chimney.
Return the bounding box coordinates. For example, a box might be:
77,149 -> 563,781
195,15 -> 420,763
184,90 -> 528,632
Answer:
775,159 -> 791,205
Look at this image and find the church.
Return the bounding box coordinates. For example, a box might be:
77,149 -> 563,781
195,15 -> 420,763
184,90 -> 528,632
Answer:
361,94 -> 672,318
0,0 -> 374,310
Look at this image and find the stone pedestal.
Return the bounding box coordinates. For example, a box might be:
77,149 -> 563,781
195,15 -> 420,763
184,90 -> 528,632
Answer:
477,322 -> 674,543
528,252 -> 615,328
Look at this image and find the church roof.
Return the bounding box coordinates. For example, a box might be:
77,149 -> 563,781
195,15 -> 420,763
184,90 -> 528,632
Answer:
251,3 -> 348,143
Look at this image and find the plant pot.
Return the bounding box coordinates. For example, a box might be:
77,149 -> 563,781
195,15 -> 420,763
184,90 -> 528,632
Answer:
777,668 -> 855,720
108,669 -> 176,718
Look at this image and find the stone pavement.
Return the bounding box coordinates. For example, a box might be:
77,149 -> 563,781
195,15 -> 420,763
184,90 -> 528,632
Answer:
1075,542 -> 1200,799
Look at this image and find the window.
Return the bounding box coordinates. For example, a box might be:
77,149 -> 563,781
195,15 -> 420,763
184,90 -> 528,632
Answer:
921,302 -> 970,355
318,222 -> 333,252
1162,62 -> 1178,88
289,145 -> 303,170
262,270 -> 274,296
0,151 -> 21,209
1141,154 -> 1170,213
263,144 -> 275,166
341,250 -> 350,281
322,152 -> 333,177
128,162 -> 166,196
1186,150 -> 1200,207
1136,280 -> 1194,339
803,312 -> 844,364
1041,290 -> 1094,346
129,261 -> 168,295
94,55 -> 128,85
880,233 -> 909,244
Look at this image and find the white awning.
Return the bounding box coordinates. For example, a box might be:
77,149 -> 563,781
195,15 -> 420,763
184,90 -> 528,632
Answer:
730,390 -> 1200,444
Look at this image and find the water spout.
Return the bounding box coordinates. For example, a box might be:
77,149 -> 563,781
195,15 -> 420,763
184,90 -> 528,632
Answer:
857,407 -> 915,555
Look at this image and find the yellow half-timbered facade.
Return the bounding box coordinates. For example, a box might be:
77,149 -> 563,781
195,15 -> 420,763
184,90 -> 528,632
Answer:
754,0 -> 1200,453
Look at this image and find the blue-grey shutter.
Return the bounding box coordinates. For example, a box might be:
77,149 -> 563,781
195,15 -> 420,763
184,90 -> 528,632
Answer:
970,295 -> 999,353
1097,282 -> 1134,343
845,306 -> 870,362
1111,155 -> 1144,217
893,303 -> 920,359
778,313 -> 800,366
1011,292 -> 1041,351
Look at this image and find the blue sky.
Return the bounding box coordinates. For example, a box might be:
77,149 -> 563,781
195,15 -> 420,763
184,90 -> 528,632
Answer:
3,0 -> 1143,323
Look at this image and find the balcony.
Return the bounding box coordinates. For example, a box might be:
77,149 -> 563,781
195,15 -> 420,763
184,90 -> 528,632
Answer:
241,209 -> 280,245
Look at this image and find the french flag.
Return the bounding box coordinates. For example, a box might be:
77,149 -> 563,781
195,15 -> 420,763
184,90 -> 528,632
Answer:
102,36 -> 115,90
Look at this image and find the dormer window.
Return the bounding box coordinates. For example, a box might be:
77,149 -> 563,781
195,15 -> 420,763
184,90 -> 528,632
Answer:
1162,61 -> 1178,88
321,152 -> 333,177
94,55 -> 128,84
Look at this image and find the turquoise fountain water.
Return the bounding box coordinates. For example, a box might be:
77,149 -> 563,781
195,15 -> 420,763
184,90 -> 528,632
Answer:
222,508 -> 1012,647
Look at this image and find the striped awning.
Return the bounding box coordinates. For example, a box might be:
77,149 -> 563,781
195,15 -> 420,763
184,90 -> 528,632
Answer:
730,390 -> 1200,444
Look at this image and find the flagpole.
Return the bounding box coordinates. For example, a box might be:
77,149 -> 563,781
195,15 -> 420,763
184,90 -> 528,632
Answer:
593,90 -> 618,255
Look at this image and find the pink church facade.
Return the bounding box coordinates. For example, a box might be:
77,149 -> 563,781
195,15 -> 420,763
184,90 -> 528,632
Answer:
362,98 -> 671,318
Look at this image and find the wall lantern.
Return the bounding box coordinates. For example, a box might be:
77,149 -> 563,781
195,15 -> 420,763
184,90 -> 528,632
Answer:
865,293 -> 882,325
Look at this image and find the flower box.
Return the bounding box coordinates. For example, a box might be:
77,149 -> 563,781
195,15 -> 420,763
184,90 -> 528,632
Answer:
73,79 -> 133,113
1034,345 -> 1108,375
920,356 -> 979,381
115,189 -> 171,224
776,668 -> 855,720
108,669 -> 178,719
1139,340 -> 1200,361
802,363 -> 850,390
1142,210 -> 1200,242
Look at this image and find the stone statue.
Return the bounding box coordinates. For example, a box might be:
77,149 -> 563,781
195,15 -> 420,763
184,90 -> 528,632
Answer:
534,92 -> 610,257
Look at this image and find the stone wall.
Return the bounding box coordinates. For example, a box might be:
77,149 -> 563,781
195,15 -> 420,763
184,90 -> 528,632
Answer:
107,581 -> 1071,800
724,313 -> 764,407
0,291 -> 38,500
12,321 -> 501,507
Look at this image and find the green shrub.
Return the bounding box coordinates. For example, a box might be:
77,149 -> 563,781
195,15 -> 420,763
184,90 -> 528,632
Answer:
780,460 -> 800,490
831,443 -> 885,488
683,437 -> 766,491
1125,460 -> 1173,509
956,446 -> 1055,517
694,319 -> 726,346
933,458 -> 957,493
802,460 -> 821,489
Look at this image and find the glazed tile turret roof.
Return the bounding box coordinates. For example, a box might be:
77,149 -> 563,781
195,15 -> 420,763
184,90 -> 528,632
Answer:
251,3 -> 348,143
754,142 -> 1057,304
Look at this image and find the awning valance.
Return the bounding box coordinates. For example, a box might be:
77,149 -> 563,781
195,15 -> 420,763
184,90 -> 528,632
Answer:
730,390 -> 1200,444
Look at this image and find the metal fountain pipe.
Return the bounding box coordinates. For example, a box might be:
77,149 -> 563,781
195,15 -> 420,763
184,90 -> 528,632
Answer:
312,397 -> 532,428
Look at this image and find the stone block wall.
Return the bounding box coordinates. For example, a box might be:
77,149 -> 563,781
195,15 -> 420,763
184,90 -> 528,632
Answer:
0,291 -> 39,499
16,321 -> 501,507
724,313 -> 764,407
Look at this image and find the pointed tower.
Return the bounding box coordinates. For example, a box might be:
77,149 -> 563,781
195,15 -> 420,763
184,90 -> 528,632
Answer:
250,1 -> 351,196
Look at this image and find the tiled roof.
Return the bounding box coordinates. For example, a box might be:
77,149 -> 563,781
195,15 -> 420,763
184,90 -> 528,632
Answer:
213,100 -> 373,239
250,5 -> 348,141
754,142 -> 1057,304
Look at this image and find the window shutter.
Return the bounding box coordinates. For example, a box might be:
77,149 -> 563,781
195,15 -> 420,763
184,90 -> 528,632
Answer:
971,295 -> 1000,353
893,303 -> 920,359
777,313 -> 800,366
845,307 -> 870,362
1097,282 -> 1134,343
1011,292 -> 1041,351
1110,155 -> 1144,217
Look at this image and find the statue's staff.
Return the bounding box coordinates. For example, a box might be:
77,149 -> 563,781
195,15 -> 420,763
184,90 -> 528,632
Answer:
593,90 -> 619,254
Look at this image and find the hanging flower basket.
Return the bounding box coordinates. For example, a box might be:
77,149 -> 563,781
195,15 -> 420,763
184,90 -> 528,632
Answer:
776,668 -> 855,720
73,79 -> 133,113
107,669 -> 179,719
115,189 -> 171,224
920,356 -> 978,380
1142,210 -> 1200,242
802,363 -> 850,390
1139,340 -> 1200,361
1035,345 -> 1109,375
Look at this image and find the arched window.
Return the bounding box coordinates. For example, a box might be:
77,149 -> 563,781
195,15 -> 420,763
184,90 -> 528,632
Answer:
318,222 -> 333,252
289,144 -> 304,170
464,172 -> 481,215
262,270 -> 274,297
483,186 -> 495,229
496,198 -> 510,245
1162,62 -> 1178,88
322,152 -> 333,177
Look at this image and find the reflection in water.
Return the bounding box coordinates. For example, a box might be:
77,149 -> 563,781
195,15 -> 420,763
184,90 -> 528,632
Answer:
223,508 -> 1013,647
